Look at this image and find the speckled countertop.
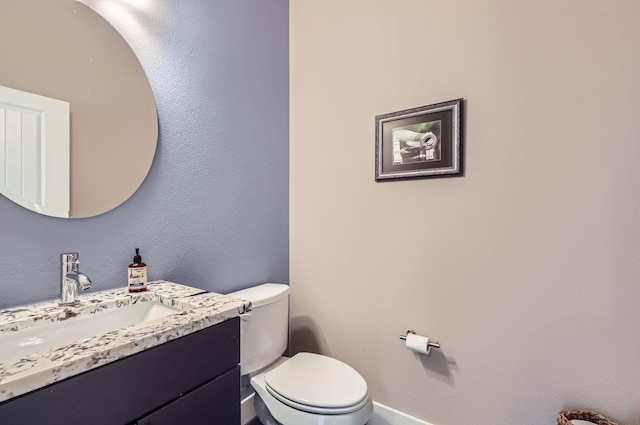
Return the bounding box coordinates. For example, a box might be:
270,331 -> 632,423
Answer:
0,281 -> 250,403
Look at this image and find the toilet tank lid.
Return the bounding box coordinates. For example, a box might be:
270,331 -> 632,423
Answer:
227,283 -> 289,308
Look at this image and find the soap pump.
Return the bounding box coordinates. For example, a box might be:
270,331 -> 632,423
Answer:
128,247 -> 147,292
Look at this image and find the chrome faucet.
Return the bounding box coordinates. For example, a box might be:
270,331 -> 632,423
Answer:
60,253 -> 92,306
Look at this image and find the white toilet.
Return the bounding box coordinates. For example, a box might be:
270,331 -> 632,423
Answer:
228,283 -> 373,425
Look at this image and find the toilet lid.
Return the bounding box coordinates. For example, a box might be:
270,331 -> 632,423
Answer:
264,352 -> 368,410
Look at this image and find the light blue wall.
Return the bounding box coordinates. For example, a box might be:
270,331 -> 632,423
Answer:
0,0 -> 289,309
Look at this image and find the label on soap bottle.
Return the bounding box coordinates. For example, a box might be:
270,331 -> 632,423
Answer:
128,266 -> 147,291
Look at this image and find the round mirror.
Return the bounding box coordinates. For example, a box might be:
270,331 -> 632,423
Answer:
0,0 -> 157,218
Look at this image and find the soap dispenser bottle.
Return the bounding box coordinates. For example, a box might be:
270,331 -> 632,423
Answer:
128,247 -> 147,292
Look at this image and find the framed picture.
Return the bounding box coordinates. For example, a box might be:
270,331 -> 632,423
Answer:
375,98 -> 463,181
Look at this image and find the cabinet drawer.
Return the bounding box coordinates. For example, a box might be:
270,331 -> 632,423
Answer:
0,317 -> 239,425
138,365 -> 239,425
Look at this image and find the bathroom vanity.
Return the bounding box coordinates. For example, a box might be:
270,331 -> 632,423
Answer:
0,282 -> 250,424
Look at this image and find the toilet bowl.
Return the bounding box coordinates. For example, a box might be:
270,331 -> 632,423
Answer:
251,353 -> 373,425
227,284 -> 373,425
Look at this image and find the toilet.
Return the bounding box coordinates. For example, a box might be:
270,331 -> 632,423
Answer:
228,283 -> 373,425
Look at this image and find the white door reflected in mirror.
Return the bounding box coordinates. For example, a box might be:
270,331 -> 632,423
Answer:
0,85 -> 70,218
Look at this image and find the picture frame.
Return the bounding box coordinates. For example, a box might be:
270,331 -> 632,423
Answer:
375,98 -> 463,181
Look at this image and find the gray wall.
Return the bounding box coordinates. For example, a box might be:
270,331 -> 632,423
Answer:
0,0 -> 289,309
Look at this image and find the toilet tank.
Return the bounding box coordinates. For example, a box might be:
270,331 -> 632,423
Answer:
227,283 -> 289,375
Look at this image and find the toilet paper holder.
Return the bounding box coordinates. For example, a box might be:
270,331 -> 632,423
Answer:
399,330 -> 440,350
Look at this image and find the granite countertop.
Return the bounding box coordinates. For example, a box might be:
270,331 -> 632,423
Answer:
0,281 -> 250,403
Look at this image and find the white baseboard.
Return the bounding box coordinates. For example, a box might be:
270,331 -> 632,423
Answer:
241,395 -> 434,425
241,392 -> 257,425
369,401 -> 434,425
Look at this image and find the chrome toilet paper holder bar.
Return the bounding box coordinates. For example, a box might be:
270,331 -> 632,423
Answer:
399,330 -> 440,350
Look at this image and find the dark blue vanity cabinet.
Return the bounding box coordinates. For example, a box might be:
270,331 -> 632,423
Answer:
0,317 -> 240,425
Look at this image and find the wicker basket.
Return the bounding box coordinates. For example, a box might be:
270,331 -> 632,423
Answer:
558,410 -> 619,425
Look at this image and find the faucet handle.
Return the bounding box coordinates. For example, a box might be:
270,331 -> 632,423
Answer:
61,253 -> 79,263
61,253 -> 80,273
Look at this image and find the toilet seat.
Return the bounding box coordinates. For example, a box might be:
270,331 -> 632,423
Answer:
251,354 -> 373,425
266,383 -> 370,415
264,352 -> 368,414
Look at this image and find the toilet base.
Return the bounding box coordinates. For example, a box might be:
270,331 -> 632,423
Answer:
254,393 -> 282,425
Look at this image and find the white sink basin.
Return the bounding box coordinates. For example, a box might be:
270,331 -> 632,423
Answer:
0,301 -> 181,364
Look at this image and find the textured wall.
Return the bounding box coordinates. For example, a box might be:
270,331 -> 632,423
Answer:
290,1 -> 640,424
0,0 -> 289,308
